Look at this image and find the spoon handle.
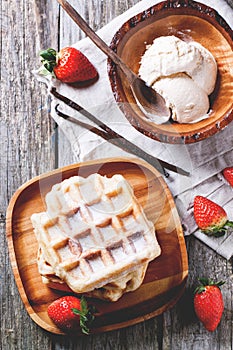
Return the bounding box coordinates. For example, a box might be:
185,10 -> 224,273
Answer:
57,0 -> 136,83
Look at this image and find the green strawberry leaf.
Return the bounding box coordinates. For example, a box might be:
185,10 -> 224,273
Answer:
215,280 -> 225,287
72,296 -> 95,335
202,226 -> 227,237
39,48 -> 57,77
198,277 -> 210,285
226,220 -> 233,228
194,277 -> 225,294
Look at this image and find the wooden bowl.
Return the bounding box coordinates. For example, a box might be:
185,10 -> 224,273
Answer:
108,0 -> 233,144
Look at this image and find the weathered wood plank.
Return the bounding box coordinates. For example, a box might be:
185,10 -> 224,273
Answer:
162,236 -> 233,350
50,319 -> 161,350
0,0 -> 58,349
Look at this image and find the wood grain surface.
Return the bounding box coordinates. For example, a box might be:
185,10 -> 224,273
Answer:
1,0 -> 233,349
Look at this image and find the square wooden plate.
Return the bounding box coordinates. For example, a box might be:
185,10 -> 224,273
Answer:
6,158 -> 188,335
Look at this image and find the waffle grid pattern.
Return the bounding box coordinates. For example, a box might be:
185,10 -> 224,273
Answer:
31,174 -> 161,296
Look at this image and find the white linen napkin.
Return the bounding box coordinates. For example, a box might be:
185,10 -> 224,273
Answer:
36,0 -> 233,259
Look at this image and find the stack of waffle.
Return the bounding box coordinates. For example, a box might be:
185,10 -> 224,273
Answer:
31,173 -> 161,301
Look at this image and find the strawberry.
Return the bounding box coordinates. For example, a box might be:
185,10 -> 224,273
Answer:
194,278 -> 225,332
39,47 -> 98,83
223,167 -> 233,187
47,296 -> 94,334
193,195 -> 233,236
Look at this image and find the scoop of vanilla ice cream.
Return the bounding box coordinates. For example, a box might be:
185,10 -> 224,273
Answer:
139,36 -> 202,86
153,74 -> 209,123
138,36 -> 217,124
190,42 -> 217,95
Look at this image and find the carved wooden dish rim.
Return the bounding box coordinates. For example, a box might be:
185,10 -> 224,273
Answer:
108,0 -> 233,144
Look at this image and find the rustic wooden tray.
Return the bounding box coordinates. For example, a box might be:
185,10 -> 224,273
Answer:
6,158 -> 188,335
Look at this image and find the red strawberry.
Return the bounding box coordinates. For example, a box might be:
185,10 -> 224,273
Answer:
39,47 -> 98,83
47,296 -> 94,334
223,167 -> 233,187
193,195 -> 233,236
194,278 -> 225,332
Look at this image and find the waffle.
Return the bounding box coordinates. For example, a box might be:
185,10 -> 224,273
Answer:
31,173 -> 161,301
37,246 -> 148,301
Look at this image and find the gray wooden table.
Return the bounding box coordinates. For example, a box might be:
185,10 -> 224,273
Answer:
1,1 -> 233,349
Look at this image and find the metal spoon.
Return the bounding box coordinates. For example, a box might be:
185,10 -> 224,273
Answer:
56,0 -> 171,121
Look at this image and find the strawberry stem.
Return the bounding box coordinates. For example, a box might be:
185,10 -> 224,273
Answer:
226,220 -> 233,228
39,48 -> 57,77
202,220 -> 233,237
72,296 -> 95,335
203,227 -> 226,237
194,278 -> 225,294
